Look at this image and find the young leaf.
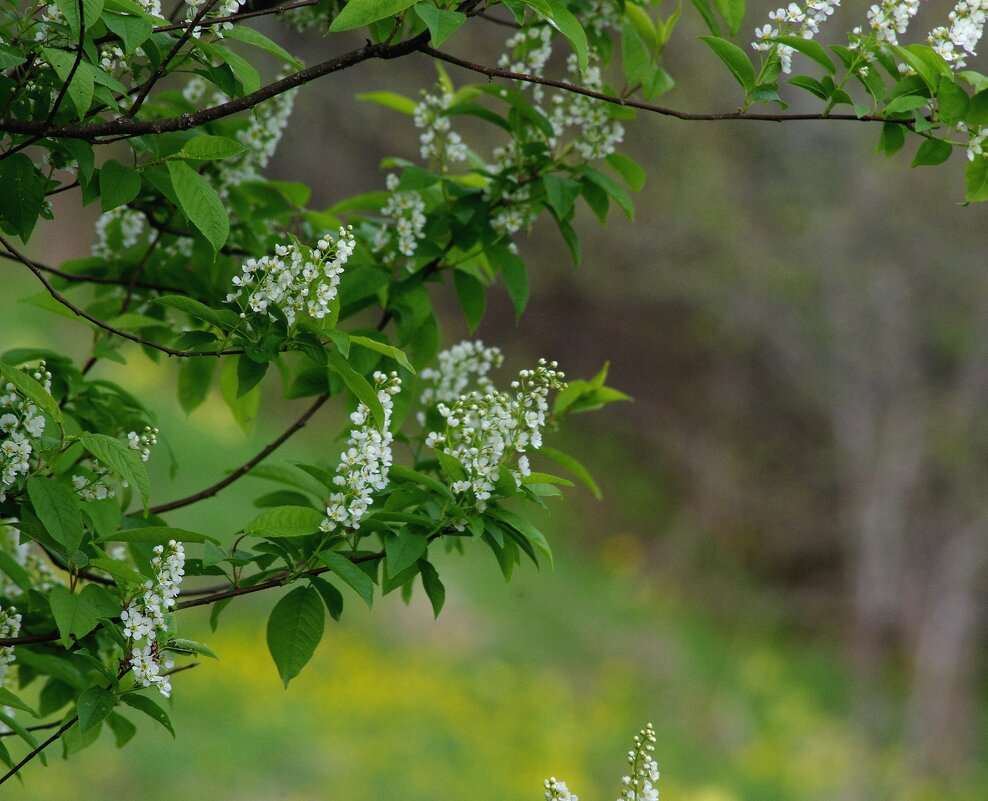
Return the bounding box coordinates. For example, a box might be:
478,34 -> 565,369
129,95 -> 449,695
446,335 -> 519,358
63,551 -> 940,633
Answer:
329,0 -> 417,31
912,138 -> 952,167
348,335 -> 415,372
172,136 -> 247,162
266,586 -> 325,687
244,506 -> 325,538
356,91 -> 418,115
413,3 -> 466,46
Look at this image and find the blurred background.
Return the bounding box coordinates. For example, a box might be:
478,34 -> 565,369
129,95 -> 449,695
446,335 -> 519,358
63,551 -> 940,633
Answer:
4,1 -> 988,798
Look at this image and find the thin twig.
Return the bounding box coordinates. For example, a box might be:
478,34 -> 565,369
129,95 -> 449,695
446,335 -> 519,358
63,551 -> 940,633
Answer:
148,392 -> 331,514
0,250 -> 185,293
0,234 -> 244,358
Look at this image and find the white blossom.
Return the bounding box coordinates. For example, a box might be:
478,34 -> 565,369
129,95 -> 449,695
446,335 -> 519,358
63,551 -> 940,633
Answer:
229,228 -> 355,326
544,777 -> 579,801
425,354 -> 565,511
866,0 -> 921,45
122,540 -> 185,698
376,174 -> 427,264
752,0 -> 842,73
127,426 -> 159,463
92,207 -> 146,258
418,340 -> 503,420
414,88 -> 468,167
928,0 -> 988,69
321,372 -> 402,533
617,723 -> 660,801
0,606 -> 22,689
0,363 -> 52,502
550,54 -> 625,161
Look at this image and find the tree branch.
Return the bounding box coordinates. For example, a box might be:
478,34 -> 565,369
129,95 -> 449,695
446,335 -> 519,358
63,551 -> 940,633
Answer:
0,249 -> 186,293
148,391 -> 331,514
0,234 -> 245,358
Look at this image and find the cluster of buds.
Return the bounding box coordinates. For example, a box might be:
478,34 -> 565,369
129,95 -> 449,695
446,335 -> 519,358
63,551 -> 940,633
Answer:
128,427 -> 159,463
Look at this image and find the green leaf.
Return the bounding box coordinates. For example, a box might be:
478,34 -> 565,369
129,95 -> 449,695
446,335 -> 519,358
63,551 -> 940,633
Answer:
885,94 -> 929,114
893,44 -> 950,92
487,243 -> 528,319
0,358 -> 61,421
104,526 -> 219,544
773,35 -> 835,75
348,335 -> 415,373
41,48 -> 94,119
55,0 -> 104,36
356,91 -> 418,115
453,269 -> 486,333
937,77 -> 970,125
965,156 -> 988,202
788,74 -> 829,100
543,174 -> 582,219
119,693 -> 174,737
319,550 -> 375,608
178,357 -> 215,414
152,294 -> 238,330
248,462 -> 329,498
700,35 -> 754,93
0,551 -> 32,592
107,712 -> 137,748
266,586 -> 324,687
26,477 -> 83,555
691,0 -> 722,35
76,687 -> 114,735
236,354 -> 269,398
912,138 -> 952,167
329,0 -> 417,31
172,136 -> 247,161
244,506 -> 325,538
0,687 -> 38,718
220,357 -> 260,434
0,43 -> 26,70
221,25 -> 303,69
99,160 -> 142,213
384,531 -> 428,578
88,556 -> 146,586
0,154 -> 45,241
166,160 -> 229,252
538,446 -> 602,499
605,152 -> 646,192
582,166 -> 635,220
538,0 -> 588,73
77,432 -> 150,510
419,559 -> 445,617
164,638 -> 218,659
389,464 -> 453,498
48,585 -> 117,646
103,12 -> 153,56
965,88 -> 988,126
877,121 -> 906,157
713,0 -> 745,36
326,350 -> 386,431
309,576 -> 344,621
489,508 -> 553,567
413,2 -> 465,46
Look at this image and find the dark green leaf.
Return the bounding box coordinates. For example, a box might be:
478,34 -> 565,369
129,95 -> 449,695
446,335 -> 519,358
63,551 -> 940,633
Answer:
27,477 -> 83,554
319,550 -> 375,608
0,154 -> 45,241
120,693 -> 175,737
384,530 -> 428,578
418,559 -> 445,616
78,432 -> 150,510
266,586 -> 324,687
166,160 -> 229,252
77,687 -> 114,735
99,160 -> 142,212
700,35 -> 754,93
912,138 -> 953,167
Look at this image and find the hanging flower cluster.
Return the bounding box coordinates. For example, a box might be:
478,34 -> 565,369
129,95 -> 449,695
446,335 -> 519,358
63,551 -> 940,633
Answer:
418,340 -> 503,418
928,0 -> 988,69
228,228 -> 355,326
375,174 -> 428,264
1,362 -> 51,502
752,0 -> 842,73
0,606 -> 21,689
92,207 -> 146,258
414,86 -> 468,167
550,54 -> 625,161
321,372 -> 402,534
425,354 -> 565,511
865,0 -> 921,45
121,540 -> 185,698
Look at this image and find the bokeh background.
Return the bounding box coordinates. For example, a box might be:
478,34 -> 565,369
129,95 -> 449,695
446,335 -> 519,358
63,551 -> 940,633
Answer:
4,1 -> 988,798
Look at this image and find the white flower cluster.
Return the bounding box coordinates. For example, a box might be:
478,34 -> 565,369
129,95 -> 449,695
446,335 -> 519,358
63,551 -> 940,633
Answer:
375,174 -> 427,264
321,372 -> 402,533
414,88 -> 468,167
928,0 -> 988,69
865,0 -> 920,45
544,777 -> 579,801
0,606 -> 22,689
228,228 -> 355,326
752,0 -> 842,73
550,55 -> 625,161
958,122 -> 988,160
184,0 -> 246,37
490,181 -> 539,237
426,355 -> 565,511
1,363 -> 51,502
618,723 -> 660,801
418,340 -> 503,421
92,207 -> 146,258
121,540 -> 185,698
127,426 -> 159,463
499,25 -> 554,79
0,523 -> 57,598
72,460 -> 115,501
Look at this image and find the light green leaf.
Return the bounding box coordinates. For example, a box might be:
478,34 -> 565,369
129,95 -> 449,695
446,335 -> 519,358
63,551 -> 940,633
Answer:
27,477 -> 83,555
244,506 -> 325,538
0,687 -> 38,718
490,508 -> 553,567
538,0 -> 588,73
166,160 -> 229,253
356,91 -> 418,115
413,3 -> 465,46
49,585 -> 116,646
164,639 -> 218,659
103,12 -> 153,55
152,294 -> 238,330
912,138 -> 952,167
384,530 -> 428,577
538,446 -> 602,499
0,358 -> 61,421
222,25 -> 303,69
266,586 -> 325,687
329,0 -> 417,31
220,356 -> 260,434
348,335 -> 415,373
773,34 -> 835,74
104,526 -> 219,544
119,693 -> 174,737
172,136 -> 247,162
88,556 -> 147,586
326,350 -> 386,431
